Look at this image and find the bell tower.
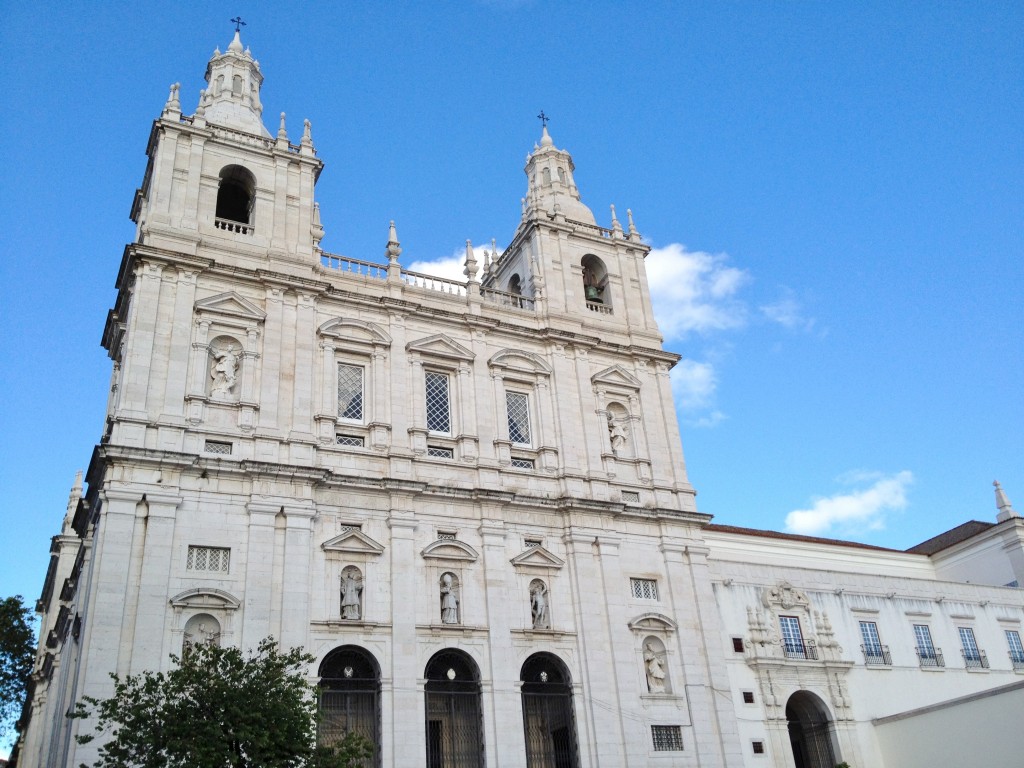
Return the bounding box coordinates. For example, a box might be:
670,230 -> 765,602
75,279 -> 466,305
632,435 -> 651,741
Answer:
130,30 -> 324,268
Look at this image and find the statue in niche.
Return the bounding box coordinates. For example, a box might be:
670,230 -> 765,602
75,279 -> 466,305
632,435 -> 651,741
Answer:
644,642 -> 667,693
183,615 -> 221,652
210,343 -> 240,396
440,573 -> 460,624
530,580 -> 550,630
340,567 -> 363,621
607,412 -> 627,454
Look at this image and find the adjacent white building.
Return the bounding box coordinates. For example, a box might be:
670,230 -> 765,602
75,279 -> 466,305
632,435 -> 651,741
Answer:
16,31 -> 1024,768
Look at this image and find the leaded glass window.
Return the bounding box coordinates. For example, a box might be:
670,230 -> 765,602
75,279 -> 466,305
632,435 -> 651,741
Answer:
651,725 -> 683,751
630,578 -> 658,600
337,363 -> 364,421
506,392 -> 531,445
187,545 -> 230,573
425,371 -> 451,434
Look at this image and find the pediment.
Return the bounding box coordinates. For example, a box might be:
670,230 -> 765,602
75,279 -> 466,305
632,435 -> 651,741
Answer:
591,365 -> 641,391
170,588 -> 241,610
488,349 -> 552,377
510,545 -> 565,569
321,529 -> 385,556
628,612 -> 677,633
318,318 -> 392,347
421,538 -> 479,562
405,334 -> 474,362
194,291 -> 266,322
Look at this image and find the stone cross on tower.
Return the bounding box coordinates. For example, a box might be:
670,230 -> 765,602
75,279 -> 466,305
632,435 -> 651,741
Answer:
537,110 -> 549,128
231,16 -> 246,32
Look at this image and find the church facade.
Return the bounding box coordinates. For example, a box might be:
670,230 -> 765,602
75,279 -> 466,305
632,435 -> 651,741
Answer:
16,32 -> 1024,768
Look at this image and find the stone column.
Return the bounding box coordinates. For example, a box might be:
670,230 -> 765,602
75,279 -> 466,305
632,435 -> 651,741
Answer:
129,492 -> 182,673
387,508 -> 419,766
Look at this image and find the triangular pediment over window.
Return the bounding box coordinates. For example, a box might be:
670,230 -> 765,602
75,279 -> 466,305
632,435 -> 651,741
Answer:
170,588 -> 241,610
591,365 -> 641,391
628,612 -> 677,633
321,529 -> 385,556
488,349 -> 552,377
318,318 -> 392,348
194,291 -> 266,322
510,545 -> 565,570
421,538 -> 479,562
406,334 -> 474,362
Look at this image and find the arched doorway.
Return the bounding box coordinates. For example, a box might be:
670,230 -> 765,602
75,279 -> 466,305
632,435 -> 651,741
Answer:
424,649 -> 484,768
521,653 -> 579,768
786,691 -> 838,768
318,645 -> 380,767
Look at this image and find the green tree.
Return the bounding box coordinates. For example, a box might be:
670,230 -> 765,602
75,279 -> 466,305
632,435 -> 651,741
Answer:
0,595 -> 36,747
73,638 -> 371,768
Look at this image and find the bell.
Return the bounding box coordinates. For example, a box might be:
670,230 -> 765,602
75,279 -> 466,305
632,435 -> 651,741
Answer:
585,285 -> 602,302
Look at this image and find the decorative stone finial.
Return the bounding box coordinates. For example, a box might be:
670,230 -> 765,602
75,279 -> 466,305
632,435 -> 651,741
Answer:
278,112 -> 288,140
464,240 -> 479,282
627,208 -> 639,237
520,197 -> 527,221
302,119 -> 313,145
228,30 -> 244,54
311,202 -> 325,247
195,89 -> 207,118
540,124 -> 554,148
610,204 -> 623,236
163,83 -> 181,116
995,481 -> 1019,522
385,220 -> 402,263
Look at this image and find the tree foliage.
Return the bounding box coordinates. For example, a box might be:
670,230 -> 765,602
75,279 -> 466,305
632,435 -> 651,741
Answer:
73,638 -> 371,768
0,595 -> 36,745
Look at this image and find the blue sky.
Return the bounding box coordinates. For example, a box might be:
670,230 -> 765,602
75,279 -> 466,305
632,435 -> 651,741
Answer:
1,2 -> 1021,610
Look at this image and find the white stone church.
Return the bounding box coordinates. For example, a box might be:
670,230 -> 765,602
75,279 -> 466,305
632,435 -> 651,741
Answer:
16,31 -> 1024,768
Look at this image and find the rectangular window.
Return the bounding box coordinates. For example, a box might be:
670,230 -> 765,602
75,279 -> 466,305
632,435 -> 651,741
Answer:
914,624 -> 938,665
621,490 -> 640,503
204,440 -> 232,455
742,691 -> 755,704
1006,630 -> 1024,668
524,538 -> 542,548
859,620 -> 889,665
427,445 -> 454,459
752,741 -> 765,755
337,363 -> 364,421
630,578 -> 659,600
437,531 -> 457,541
425,371 -> 451,434
651,725 -> 683,751
779,616 -> 805,658
510,457 -> 535,469
732,637 -> 745,653
336,434 -> 365,447
187,546 -> 230,573
506,392 -> 532,445
959,627 -> 988,668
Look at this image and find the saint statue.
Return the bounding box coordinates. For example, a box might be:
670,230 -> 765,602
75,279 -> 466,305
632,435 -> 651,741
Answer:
530,580 -> 550,630
644,642 -> 667,693
607,412 -> 627,454
211,344 -> 240,395
340,568 -> 362,620
440,573 -> 460,624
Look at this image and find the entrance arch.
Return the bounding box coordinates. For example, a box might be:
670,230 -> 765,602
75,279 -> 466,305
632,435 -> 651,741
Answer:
318,645 -> 380,767
424,649 -> 484,768
786,691 -> 838,768
521,652 -> 579,768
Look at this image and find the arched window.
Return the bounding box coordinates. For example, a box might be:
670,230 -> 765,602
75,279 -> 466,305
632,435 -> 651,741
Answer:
521,653 -> 579,768
507,274 -> 522,296
215,165 -> 256,225
319,645 -> 381,767
786,691 -> 839,768
424,649 -> 483,768
580,254 -> 610,308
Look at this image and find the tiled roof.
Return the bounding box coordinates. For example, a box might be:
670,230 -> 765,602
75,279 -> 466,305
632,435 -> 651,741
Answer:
905,520 -> 996,555
703,523 -> 901,552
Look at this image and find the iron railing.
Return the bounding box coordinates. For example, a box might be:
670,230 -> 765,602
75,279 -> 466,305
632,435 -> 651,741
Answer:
861,644 -> 893,666
783,640 -> 818,660
1009,651 -> 1024,671
915,647 -> 945,668
962,649 -> 990,669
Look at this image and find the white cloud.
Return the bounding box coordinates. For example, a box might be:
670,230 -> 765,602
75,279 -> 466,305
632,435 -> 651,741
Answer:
760,289 -> 816,332
670,359 -> 717,411
784,471 -> 914,537
646,243 -> 750,341
406,245 -> 497,282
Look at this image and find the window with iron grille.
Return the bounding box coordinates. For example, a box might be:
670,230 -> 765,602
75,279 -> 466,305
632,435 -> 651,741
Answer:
336,363 -> 364,420
437,531 -> 457,541
187,546 -> 230,573
426,445 -> 454,459
651,725 -> 683,751
779,616 -> 805,657
621,490 -> 640,503
510,457 -> 535,469
742,691 -> 755,704
506,391 -> 531,445
335,434 -> 365,447
425,371 -> 451,434
524,538 -> 542,548
752,741 -> 765,755
732,637 -> 745,653
1006,629 -> 1024,667
204,440 -> 232,455
631,578 -> 658,600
